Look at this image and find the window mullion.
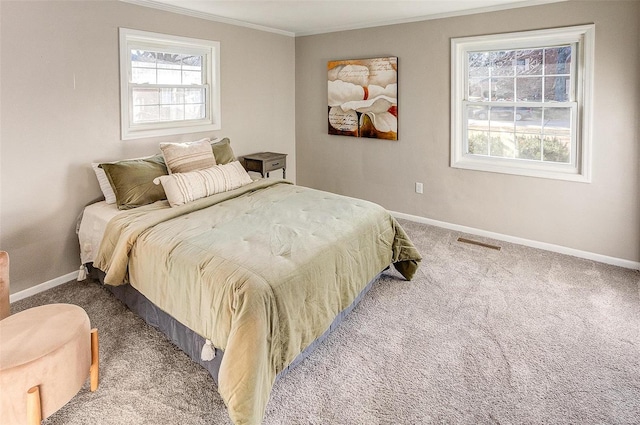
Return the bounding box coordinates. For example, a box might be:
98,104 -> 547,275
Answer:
130,83 -> 207,89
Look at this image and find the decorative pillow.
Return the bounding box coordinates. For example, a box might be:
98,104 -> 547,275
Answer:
91,163 -> 117,204
100,155 -> 168,210
160,138 -> 215,174
154,161 -> 252,207
211,138 -> 236,165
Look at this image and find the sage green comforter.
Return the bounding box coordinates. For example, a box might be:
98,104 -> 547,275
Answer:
94,179 -> 421,425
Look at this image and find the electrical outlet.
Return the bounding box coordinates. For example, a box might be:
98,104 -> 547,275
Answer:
415,182 -> 423,194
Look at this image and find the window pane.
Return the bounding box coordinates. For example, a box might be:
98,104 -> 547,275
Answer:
468,105 -> 490,121
489,106 -> 517,125
133,105 -> 160,123
516,77 -> 542,102
543,107 -> 571,126
491,77 -> 514,101
158,69 -> 182,84
542,107 -> 571,163
515,134 -> 542,160
160,105 -> 184,121
490,50 -> 515,76
544,76 -> 570,102
156,53 -> 183,70
543,107 -> 571,136
132,68 -> 156,84
468,78 -> 489,101
132,88 -> 159,106
489,132 -> 515,158
185,88 -> 204,104
514,107 -> 533,122
131,50 -> 156,68
159,88 -> 184,105
543,136 -> 570,163
468,131 -> 489,155
182,55 -> 202,70
544,46 -> 572,75
185,104 -> 205,120
182,71 -> 202,85
469,52 -> 490,77
516,49 -> 543,75
516,107 -> 543,131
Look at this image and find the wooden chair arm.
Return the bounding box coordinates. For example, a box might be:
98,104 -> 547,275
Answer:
0,251 -> 9,320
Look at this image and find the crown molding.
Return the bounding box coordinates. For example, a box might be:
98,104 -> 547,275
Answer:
120,0 -> 296,37
295,0 -> 567,36
121,0 -> 566,38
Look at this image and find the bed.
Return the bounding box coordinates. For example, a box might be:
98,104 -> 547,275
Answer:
78,139 -> 421,425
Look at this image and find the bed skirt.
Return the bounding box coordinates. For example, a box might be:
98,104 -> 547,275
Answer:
86,263 -> 384,385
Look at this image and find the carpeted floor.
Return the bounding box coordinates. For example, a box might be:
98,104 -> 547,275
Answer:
12,220 -> 640,424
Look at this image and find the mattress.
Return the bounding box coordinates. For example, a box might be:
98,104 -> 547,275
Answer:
77,201 -> 121,265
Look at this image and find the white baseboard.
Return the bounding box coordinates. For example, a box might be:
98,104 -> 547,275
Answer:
10,269 -> 80,304
391,211 -> 640,271
10,213 -> 640,303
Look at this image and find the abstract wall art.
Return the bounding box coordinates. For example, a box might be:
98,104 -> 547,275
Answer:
328,56 -> 398,140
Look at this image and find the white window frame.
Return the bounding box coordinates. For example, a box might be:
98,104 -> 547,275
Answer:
451,25 -> 594,182
119,28 -> 221,140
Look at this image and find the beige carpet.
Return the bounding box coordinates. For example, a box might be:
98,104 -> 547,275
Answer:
12,220 -> 640,424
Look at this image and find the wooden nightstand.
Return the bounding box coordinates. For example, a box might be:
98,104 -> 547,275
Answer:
243,152 -> 287,178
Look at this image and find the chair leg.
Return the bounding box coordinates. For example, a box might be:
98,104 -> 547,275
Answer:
27,386 -> 42,425
90,328 -> 99,391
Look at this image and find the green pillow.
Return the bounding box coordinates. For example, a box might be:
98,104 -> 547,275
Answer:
100,155 -> 168,210
211,138 -> 236,165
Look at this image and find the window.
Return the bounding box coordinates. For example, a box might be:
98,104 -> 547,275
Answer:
451,25 -> 594,182
119,28 -> 221,140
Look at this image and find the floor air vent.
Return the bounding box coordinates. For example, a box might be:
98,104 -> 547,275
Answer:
457,237 -> 501,251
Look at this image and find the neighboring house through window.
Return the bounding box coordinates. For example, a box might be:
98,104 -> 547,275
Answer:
451,25 -> 594,182
119,28 -> 221,140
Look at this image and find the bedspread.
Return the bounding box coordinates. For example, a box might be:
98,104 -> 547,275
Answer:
94,179 -> 421,424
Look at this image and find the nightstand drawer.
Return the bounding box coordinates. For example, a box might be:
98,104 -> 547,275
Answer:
265,159 -> 285,172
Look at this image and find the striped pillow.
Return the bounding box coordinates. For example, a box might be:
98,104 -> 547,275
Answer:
160,138 -> 215,174
153,161 -> 253,207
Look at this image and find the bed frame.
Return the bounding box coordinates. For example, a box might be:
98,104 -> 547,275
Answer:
87,264 -> 384,384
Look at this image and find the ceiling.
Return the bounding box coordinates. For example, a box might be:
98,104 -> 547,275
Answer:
123,0 -> 564,37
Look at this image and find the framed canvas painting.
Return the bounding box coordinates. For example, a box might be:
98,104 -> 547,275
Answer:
328,56 -> 397,140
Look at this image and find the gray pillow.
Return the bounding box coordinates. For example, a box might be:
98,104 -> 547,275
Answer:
211,138 -> 236,165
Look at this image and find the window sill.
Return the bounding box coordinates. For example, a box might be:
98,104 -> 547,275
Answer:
121,122 -> 221,140
451,155 -> 591,183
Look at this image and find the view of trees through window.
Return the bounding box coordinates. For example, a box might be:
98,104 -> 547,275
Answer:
466,46 -> 572,163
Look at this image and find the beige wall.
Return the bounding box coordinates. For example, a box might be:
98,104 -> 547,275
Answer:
295,1 -> 640,263
0,1 -> 295,293
2,1 -> 638,294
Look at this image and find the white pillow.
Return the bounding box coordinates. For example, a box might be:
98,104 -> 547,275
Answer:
160,138 -> 214,174
153,161 -> 253,207
91,163 -> 117,204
